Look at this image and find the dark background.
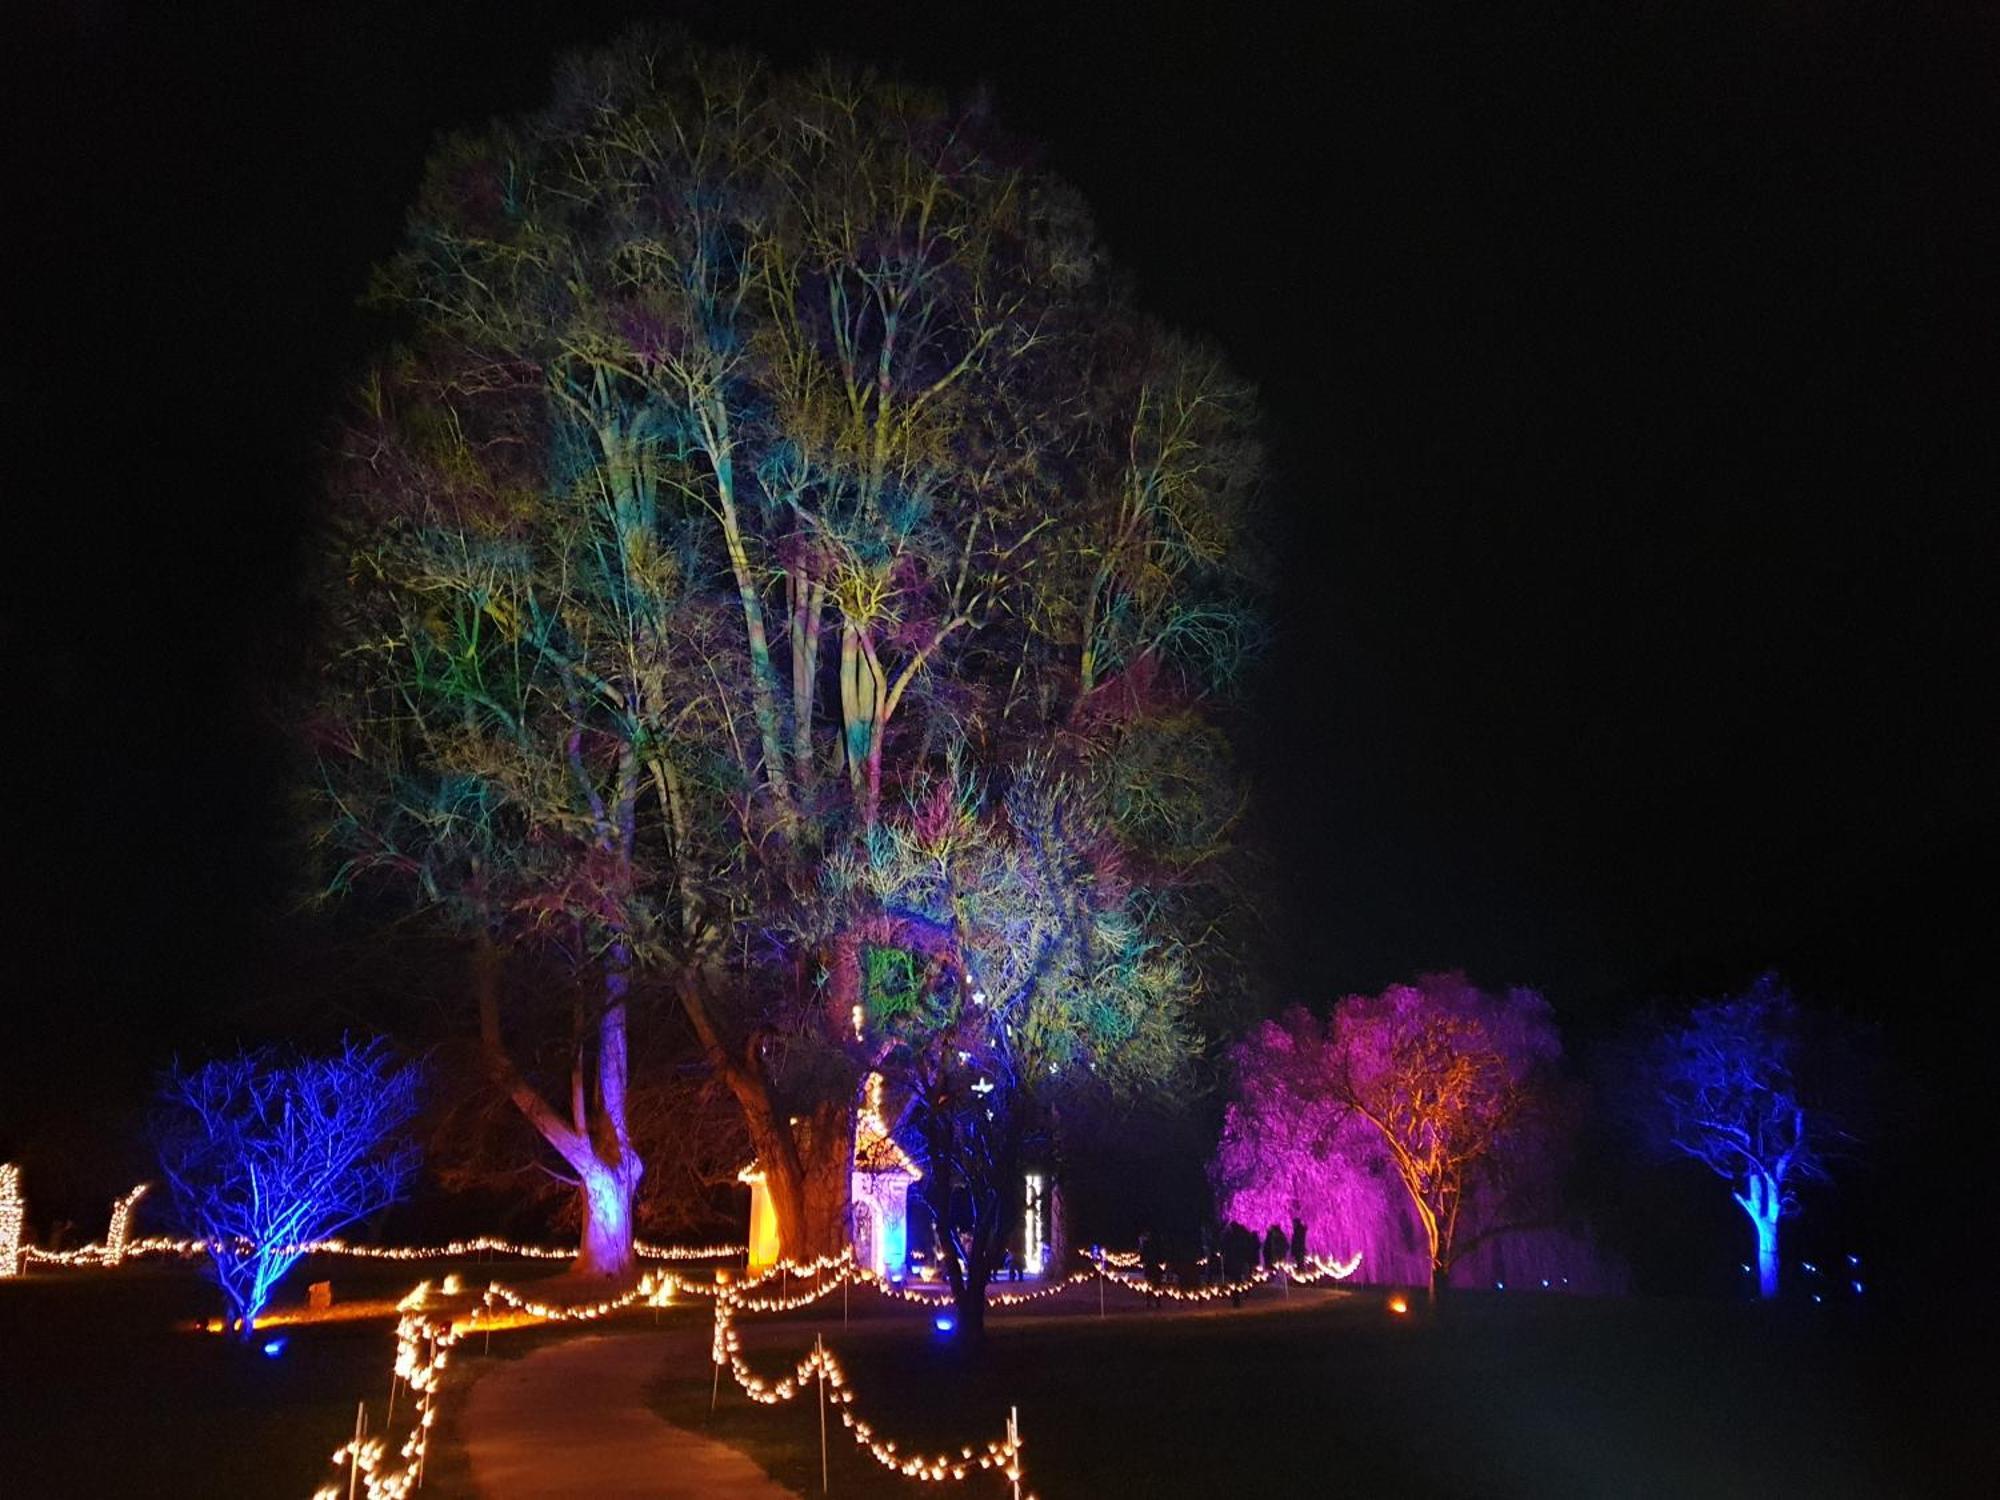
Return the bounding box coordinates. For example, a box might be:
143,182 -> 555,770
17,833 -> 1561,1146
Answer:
9,2 -> 1994,1287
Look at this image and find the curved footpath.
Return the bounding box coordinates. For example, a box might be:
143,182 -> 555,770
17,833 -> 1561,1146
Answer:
458,1328 -> 797,1498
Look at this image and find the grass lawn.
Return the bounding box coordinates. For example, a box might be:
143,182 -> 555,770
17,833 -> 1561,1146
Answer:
653,1281 -> 1983,1498
0,1253 -> 560,1499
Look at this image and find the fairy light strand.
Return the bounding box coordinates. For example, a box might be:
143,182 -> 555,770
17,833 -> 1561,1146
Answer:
16,1230 -> 743,1271
0,1165 -> 23,1279
104,1184 -> 149,1268
301,1241 -> 1359,1499
711,1251 -> 1038,1492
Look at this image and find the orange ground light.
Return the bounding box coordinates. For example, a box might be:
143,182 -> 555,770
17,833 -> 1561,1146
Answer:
199,1300 -> 549,1335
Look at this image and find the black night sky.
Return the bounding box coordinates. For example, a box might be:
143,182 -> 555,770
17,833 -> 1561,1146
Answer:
10,1 -> 1996,1270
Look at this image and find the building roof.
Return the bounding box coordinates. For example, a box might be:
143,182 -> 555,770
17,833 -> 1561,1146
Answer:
853,1072 -> 921,1180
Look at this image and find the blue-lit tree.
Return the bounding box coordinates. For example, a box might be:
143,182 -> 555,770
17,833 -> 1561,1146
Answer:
153,1040 -> 421,1338
1627,974 -> 1859,1300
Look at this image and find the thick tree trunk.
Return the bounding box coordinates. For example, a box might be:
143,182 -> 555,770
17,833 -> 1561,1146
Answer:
929,1114 -> 1020,1349
677,971 -> 852,1262
476,934 -> 645,1284
955,1254 -> 991,1342
1754,1218 -> 1779,1301
573,1155 -> 640,1281
1736,1171 -> 1782,1301
798,1112 -> 853,1260
739,1104 -> 851,1261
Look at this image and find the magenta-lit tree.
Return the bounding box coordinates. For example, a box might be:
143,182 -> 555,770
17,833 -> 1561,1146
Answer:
1624,974 -> 1856,1301
1214,974 -> 1573,1302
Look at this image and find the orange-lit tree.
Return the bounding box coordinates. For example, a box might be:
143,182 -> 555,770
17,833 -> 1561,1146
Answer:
1224,975 -> 1564,1303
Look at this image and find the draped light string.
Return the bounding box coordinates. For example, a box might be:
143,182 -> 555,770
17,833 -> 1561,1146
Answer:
303,1250 -> 793,1500
867,1269 -> 1100,1308
294,1239 -> 1358,1500
17,1230 -> 743,1270
478,1270 -> 678,1324
1075,1247 -> 1364,1303
712,1251 -> 1037,1492
11,1179 -> 161,1271
313,1304 -> 467,1500
309,1264 -> 693,1500
1290,1253 -> 1365,1284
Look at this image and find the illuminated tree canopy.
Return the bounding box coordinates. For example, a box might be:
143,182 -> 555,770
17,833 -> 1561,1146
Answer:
1214,974 -> 1571,1300
817,760 -> 1193,1333
1621,973 -> 1863,1300
315,30 -> 1263,1274
152,1039 -> 421,1337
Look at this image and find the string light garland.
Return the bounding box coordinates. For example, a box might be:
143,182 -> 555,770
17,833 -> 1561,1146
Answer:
298,1240 -> 1358,1500
13,1230 -> 743,1272
710,1251 -> 1039,1491
0,1165 -> 23,1278
1073,1248 -> 1364,1304
104,1184 -> 149,1268
312,1304 -> 468,1500
866,1270 -> 1100,1308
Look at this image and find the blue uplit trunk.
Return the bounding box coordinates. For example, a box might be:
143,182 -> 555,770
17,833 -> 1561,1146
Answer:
1736,1170 -> 1782,1301
224,1280 -> 265,1342
1752,1209 -> 1779,1301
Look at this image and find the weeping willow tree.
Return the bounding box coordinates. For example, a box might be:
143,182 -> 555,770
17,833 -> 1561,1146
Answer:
314,30 -> 1263,1275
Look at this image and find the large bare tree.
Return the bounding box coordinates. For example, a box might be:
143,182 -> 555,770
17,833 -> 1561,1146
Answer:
316,33 -> 1262,1273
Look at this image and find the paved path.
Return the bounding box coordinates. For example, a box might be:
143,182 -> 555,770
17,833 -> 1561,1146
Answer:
459,1329 -> 798,1498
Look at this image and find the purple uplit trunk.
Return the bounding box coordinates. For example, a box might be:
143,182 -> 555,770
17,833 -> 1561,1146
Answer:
474,932 -> 645,1284
572,946 -> 642,1281
573,1156 -> 639,1281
